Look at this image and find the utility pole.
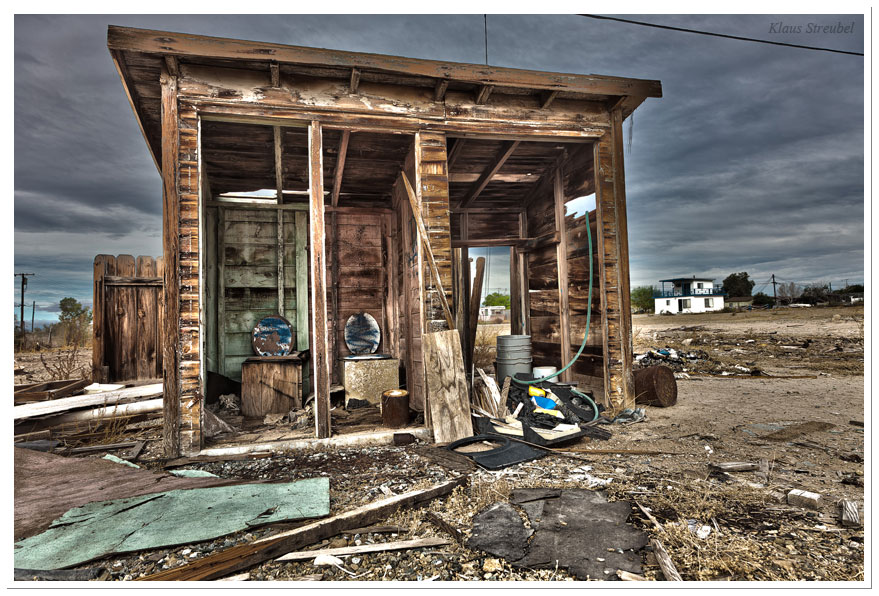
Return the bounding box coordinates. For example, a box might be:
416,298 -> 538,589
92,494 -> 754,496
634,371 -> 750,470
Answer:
31,300 -> 35,334
770,274 -> 778,303
14,273 -> 35,341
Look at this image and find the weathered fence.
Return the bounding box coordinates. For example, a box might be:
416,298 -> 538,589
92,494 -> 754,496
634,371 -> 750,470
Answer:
93,255 -> 163,383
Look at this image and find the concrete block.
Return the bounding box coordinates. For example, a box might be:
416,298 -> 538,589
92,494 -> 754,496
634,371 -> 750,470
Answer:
342,359 -> 400,406
787,489 -> 822,510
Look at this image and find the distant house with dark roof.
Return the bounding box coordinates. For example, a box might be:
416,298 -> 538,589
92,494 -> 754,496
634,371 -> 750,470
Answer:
726,296 -> 754,309
654,276 -> 726,314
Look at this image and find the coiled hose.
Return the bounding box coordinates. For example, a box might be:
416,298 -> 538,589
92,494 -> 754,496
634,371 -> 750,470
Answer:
511,206 -> 598,421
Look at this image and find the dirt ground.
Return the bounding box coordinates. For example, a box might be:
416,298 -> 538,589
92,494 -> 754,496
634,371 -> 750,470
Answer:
16,306 -> 865,581
14,346 -> 91,385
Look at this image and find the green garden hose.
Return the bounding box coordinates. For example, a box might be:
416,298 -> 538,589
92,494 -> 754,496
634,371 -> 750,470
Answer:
511,207 -> 598,421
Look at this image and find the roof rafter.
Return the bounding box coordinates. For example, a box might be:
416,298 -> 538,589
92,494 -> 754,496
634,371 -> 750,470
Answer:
459,140 -> 520,208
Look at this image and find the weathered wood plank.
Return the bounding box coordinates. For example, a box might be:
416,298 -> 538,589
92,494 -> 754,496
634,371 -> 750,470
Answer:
459,140 -> 520,208
161,68 -> 180,457
309,122 -> 331,438
423,330 -> 472,443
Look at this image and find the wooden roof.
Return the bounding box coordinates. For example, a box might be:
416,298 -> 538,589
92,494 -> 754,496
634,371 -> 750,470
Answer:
108,26 -> 662,170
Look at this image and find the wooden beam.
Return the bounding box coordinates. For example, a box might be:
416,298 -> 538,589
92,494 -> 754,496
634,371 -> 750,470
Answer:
349,68 -> 361,93
138,478 -> 467,581
401,174 -> 455,330
540,90 -> 558,109
553,168 -> 572,382
274,125 -> 286,318
270,63 -> 280,87
108,26 -> 663,98
434,79 -> 449,102
160,66 -> 180,458
446,138 -> 466,171
475,84 -> 493,104
610,107 -> 635,409
164,54 -> 179,77
330,130 -> 350,207
459,140 -> 520,208
273,126 -> 284,203
518,211 -> 530,336
308,121 -> 331,439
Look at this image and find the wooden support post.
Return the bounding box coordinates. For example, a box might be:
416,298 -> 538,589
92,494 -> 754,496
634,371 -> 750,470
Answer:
160,66 -> 181,458
308,121 -> 331,438
611,107 -> 635,408
294,210 -> 310,396
509,246 -> 520,336
274,126 -> 286,317
518,211 -> 530,336
553,167 -> 573,382
593,111 -> 635,412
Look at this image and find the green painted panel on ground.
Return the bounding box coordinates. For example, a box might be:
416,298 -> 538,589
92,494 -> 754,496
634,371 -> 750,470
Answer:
14,477 -> 329,570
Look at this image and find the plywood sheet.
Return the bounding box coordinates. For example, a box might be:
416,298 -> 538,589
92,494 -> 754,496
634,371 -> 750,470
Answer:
422,330 -> 472,443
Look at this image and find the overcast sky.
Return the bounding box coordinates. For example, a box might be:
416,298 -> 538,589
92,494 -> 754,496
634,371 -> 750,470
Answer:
14,14 -> 864,324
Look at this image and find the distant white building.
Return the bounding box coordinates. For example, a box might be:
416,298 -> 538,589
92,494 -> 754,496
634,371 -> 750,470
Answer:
654,277 -> 726,314
479,305 -> 506,321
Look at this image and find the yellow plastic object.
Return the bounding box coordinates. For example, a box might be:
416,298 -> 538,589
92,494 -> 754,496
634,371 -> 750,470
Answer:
533,407 -> 564,418
528,386 -> 546,398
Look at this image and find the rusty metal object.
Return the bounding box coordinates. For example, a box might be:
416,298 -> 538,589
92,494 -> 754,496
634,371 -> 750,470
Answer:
633,366 -> 677,407
381,389 -> 410,428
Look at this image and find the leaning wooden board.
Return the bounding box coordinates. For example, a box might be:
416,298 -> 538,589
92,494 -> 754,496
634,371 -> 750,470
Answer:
422,330 -> 472,443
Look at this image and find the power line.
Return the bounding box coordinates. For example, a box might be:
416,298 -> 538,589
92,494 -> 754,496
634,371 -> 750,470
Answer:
483,15 -> 489,65
579,14 -> 864,57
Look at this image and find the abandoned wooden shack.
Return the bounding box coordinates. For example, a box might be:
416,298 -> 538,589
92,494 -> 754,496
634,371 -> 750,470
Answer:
107,25 -> 662,457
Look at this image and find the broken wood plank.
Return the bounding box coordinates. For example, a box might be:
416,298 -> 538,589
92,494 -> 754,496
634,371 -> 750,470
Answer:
635,501 -> 663,531
424,512 -> 464,545
14,383 -> 162,420
709,462 -> 760,472
126,440 -> 147,461
139,477 -> 467,581
423,330 -> 473,443
467,256 -> 486,373
401,173 -> 455,329
839,500 -> 860,527
277,537 -> 450,562
67,441 -> 138,454
649,538 -> 682,581
617,569 -> 648,581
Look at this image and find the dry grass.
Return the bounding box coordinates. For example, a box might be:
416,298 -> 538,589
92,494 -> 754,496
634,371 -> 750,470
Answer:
38,343 -> 89,381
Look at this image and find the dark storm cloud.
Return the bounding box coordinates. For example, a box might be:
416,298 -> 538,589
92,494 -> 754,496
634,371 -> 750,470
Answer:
14,14 -> 864,320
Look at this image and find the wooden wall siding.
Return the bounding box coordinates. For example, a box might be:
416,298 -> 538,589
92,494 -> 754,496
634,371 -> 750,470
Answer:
324,212 -> 387,384
450,211 -> 521,242
92,255 -> 164,384
593,114 -> 634,412
212,207 -> 300,380
177,100 -> 202,456
414,131 -> 452,331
